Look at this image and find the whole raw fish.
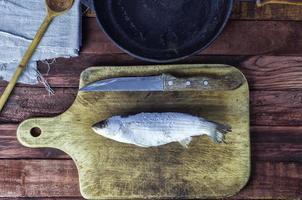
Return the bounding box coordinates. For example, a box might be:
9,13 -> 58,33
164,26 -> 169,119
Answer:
92,112 -> 231,148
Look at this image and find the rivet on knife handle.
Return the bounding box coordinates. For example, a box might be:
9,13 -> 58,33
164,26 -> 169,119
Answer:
257,0 -> 302,6
163,74 -> 243,91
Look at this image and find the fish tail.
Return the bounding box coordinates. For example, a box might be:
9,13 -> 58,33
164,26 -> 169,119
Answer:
210,122 -> 232,143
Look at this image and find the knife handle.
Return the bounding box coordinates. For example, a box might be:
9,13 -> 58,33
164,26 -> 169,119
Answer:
257,0 -> 302,6
162,74 -> 243,91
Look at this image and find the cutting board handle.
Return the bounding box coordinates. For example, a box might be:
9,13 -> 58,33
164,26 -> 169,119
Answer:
17,118 -> 60,148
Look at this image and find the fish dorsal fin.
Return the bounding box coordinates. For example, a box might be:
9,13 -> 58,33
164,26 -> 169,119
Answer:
179,137 -> 192,148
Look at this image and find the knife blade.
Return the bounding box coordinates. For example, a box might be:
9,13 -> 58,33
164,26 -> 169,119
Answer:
79,74 -> 243,92
80,76 -> 163,92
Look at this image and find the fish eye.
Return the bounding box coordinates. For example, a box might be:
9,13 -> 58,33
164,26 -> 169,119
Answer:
98,120 -> 108,129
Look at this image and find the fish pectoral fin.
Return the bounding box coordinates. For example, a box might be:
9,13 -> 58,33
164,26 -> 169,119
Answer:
178,137 -> 192,148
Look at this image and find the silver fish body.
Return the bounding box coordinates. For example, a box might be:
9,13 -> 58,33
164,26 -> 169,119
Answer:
92,112 -> 231,148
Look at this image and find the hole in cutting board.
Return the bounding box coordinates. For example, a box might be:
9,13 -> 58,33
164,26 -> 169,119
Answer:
30,127 -> 42,137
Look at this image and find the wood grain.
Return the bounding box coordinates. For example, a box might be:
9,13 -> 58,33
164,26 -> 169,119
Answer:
251,126 -> 302,162
232,2 -> 302,20
0,198 -> 84,200
0,54 -> 245,88
240,56 -> 302,90
1,87 -> 302,126
0,160 -> 81,198
233,161 -> 302,199
39,55 -> 302,90
0,124 -> 66,159
1,125 -> 302,163
1,55 -> 302,91
85,2 -> 302,21
0,87 -> 76,123
81,18 -> 302,56
0,160 -> 300,199
250,90 -> 302,126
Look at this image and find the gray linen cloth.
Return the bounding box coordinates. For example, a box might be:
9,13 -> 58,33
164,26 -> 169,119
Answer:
0,0 -> 81,84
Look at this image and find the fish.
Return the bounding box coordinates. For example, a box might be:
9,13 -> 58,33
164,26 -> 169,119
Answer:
92,112 -> 231,148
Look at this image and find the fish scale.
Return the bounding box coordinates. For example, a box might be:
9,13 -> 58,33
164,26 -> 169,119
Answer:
92,112 -> 231,148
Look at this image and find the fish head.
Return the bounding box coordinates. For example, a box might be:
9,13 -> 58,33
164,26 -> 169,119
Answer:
92,117 -> 124,140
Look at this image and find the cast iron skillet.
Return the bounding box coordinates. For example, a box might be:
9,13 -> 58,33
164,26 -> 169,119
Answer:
93,0 -> 234,62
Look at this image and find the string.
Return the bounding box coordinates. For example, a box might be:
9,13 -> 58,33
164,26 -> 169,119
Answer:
35,69 -> 55,96
41,58 -> 56,75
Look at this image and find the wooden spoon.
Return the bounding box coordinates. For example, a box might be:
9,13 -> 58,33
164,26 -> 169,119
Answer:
0,0 -> 74,112
257,0 -> 302,6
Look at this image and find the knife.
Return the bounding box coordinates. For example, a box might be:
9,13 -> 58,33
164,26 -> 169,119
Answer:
79,74 -> 243,92
237,0 -> 302,6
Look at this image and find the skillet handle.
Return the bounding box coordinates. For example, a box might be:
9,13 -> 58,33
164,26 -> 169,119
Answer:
257,0 -> 302,6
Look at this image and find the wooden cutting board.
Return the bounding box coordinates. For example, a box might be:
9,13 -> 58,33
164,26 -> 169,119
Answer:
17,64 -> 250,199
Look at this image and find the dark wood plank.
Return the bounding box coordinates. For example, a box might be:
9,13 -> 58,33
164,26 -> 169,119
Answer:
250,90 -> 302,126
0,54 -> 244,88
81,18 -> 302,56
204,20 -> 302,56
0,87 -> 77,123
0,124 -> 66,159
1,55 -> 301,91
1,124 -> 302,162
232,161 -> 302,199
0,198 -> 84,200
39,55 -> 302,91
231,2 -> 302,21
81,18 -> 121,55
36,54 -> 244,88
251,126 -> 302,162
85,3 -> 302,21
1,87 -> 302,125
240,56 -> 302,90
0,160 -> 301,199
0,160 -> 80,198
36,54 -> 247,88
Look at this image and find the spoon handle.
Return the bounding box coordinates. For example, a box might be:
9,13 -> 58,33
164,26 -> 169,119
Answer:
257,0 -> 302,6
0,15 -> 53,112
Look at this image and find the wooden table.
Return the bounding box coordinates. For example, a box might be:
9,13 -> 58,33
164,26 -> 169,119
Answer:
0,2 -> 302,199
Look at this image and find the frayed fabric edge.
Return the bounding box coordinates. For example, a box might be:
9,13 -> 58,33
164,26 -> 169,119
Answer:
0,61 -> 55,96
